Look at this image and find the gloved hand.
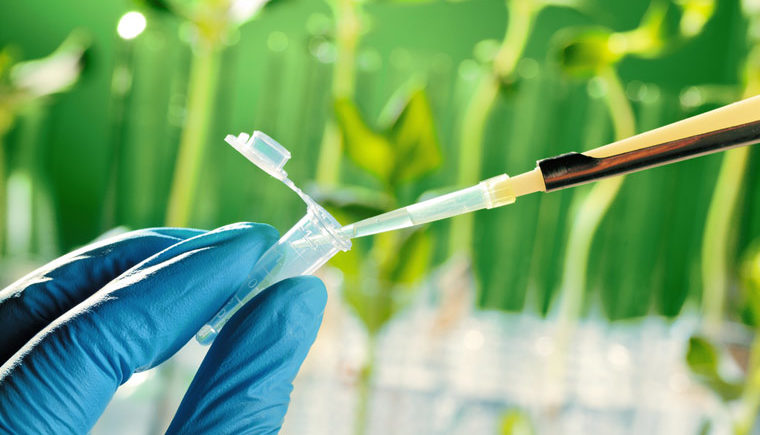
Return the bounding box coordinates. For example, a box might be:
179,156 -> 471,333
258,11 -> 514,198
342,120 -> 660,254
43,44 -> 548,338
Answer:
0,223 -> 327,434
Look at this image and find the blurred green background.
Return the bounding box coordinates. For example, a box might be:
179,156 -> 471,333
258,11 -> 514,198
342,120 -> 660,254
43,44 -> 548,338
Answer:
5,0 -> 760,432
1,0 -> 758,319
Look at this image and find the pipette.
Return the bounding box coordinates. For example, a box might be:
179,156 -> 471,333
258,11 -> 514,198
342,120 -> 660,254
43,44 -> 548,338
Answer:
339,94 -> 760,239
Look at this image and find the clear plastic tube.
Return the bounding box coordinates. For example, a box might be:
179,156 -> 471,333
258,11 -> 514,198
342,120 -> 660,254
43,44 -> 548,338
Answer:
196,130 -> 351,345
339,174 -> 516,239
197,203 -> 350,344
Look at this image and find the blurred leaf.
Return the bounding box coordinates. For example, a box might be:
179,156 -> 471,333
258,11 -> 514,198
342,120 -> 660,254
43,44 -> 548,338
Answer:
619,0 -> 715,58
687,336 -> 720,377
554,0 -> 715,78
331,237 -> 362,281
227,0 -> 276,24
334,97 -> 396,183
377,0 -> 436,3
0,49 -> 12,78
10,31 -> 91,99
686,335 -> 744,401
677,0 -> 715,37
335,86 -> 441,186
339,229 -> 432,335
387,88 -> 442,183
499,409 -> 535,435
623,1 -> 673,57
553,28 -> 622,78
133,0 -> 175,14
740,244 -> 760,326
388,229 -> 433,285
0,49 -> 17,135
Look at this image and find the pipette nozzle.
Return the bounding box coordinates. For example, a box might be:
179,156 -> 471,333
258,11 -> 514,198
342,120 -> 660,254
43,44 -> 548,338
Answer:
338,174 -> 517,239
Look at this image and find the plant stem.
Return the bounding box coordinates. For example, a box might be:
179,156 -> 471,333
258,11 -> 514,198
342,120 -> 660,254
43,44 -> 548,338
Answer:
548,67 -> 634,390
700,147 -> 749,331
736,332 -> 760,435
557,67 -> 635,323
166,43 -> 221,227
448,0 -> 537,256
354,333 -> 376,435
448,80 -> 499,257
700,69 -> 757,332
315,0 -> 360,186
0,135 -> 5,256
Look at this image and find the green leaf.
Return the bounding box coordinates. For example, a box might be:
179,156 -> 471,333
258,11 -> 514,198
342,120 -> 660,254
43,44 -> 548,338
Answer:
677,0 -> 715,37
686,336 -> 720,377
386,88 -> 442,183
388,229 -> 433,285
499,409 -> 535,435
376,0 -> 437,3
557,28 -> 623,78
10,31 -> 91,98
334,98 -> 396,183
133,0 -> 174,14
741,245 -> 760,325
552,28 -> 622,78
337,229 -> 432,335
686,335 -> 744,401
335,87 -> 441,186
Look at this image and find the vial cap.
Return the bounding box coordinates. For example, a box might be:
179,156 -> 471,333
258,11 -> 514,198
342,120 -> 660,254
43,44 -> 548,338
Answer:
225,131 -> 291,180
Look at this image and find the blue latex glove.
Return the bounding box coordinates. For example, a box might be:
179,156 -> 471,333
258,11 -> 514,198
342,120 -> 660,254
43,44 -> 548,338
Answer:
0,223 -> 327,434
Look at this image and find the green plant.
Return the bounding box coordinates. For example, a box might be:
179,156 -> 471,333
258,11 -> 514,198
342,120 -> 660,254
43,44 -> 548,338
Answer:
686,245 -> 760,434
700,0 -> 760,332
136,0 -> 281,227
314,0 -> 363,186
685,4 -> 760,429
449,0 -> 541,256
316,85 -> 441,434
551,0 -> 716,322
0,33 -> 89,256
499,408 -> 535,435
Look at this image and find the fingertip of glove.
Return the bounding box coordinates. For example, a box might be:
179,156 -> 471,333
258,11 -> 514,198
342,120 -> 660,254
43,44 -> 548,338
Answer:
209,222 -> 279,247
153,222 -> 279,260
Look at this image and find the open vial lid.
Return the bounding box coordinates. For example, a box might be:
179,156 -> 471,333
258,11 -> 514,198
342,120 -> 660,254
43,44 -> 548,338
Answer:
226,129 -> 351,252
225,131 -> 291,180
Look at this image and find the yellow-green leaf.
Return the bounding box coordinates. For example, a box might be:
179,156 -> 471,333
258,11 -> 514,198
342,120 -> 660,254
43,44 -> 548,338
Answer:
387,89 -> 442,183
499,409 -> 535,435
389,229 -> 433,285
553,28 -> 622,78
334,97 -> 396,183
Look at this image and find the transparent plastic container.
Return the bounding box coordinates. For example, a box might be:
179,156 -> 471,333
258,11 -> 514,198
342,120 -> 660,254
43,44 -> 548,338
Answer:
196,131 -> 351,345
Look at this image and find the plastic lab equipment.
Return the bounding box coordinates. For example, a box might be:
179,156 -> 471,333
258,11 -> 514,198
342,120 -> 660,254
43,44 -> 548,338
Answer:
196,132 -> 351,345
339,94 -> 760,239
338,174 -> 516,239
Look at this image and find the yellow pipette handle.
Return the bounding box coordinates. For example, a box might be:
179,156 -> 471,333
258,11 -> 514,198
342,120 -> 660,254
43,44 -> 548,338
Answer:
538,118 -> 760,191
587,94 -> 760,158
493,94 -> 760,199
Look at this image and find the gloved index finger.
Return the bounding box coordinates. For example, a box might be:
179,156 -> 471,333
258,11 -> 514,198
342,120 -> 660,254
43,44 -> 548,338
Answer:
0,223 -> 278,434
0,227 -> 204,365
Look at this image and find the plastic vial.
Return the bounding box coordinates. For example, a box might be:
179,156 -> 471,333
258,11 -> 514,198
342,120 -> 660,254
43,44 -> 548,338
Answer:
196,132 -> 351,345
